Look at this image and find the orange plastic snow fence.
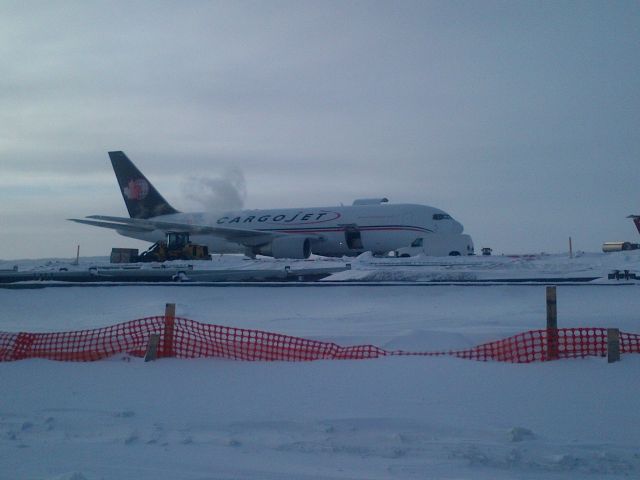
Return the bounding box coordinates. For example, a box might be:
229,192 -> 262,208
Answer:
1,317 -> 638,363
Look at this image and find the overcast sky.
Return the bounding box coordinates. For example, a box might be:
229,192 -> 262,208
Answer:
1,0 -> 639,259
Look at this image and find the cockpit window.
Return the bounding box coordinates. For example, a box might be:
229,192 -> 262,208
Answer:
433,213 -> 452,220
411,238 -> 423,247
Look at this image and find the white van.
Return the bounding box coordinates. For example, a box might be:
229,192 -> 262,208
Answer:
395,234 -> 475,257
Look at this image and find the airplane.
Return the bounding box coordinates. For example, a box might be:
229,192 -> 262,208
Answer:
628,215 -> 640,235
69,151 -> 471,259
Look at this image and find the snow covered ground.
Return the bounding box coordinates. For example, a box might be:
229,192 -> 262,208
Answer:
3,249 -> 640,284
1,252 -> 639,479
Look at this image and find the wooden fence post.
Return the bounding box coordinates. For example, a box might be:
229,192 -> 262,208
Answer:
163,303 -> 176,358
607,328 -> 620,363
546,286 -> 559,360
144,334 -> 160,362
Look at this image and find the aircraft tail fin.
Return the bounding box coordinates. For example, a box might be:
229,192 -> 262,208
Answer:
108,151 -> 179,219
628,215 -> 640,235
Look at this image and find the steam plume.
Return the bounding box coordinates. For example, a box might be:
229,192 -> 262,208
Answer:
182,167 -> 246,212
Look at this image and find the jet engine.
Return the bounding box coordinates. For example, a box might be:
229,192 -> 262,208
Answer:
255,236 -> 312,259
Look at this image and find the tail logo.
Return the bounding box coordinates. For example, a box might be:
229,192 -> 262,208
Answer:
124,179 -> 149,201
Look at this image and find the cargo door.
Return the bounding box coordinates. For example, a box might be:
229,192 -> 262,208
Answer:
344,225 -> 364,250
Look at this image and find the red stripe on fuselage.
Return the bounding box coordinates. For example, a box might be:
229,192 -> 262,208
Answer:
256,226 -> 433,235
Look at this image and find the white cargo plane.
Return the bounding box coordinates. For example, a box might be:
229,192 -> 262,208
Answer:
70,151 -> 471,259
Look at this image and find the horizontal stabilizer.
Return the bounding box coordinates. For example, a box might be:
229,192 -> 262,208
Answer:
68,218 -> 156,233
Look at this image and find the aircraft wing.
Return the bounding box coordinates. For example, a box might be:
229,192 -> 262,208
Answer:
70,215 -> 321,247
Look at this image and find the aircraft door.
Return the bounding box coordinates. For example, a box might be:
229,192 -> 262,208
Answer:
344,225 -> 364,250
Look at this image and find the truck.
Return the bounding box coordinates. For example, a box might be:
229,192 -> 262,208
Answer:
395,233 -> 475,257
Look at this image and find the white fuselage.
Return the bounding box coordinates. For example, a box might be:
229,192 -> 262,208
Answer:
117,203 -> 465,257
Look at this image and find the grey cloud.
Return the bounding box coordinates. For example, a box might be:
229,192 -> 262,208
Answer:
1,1 -> 639,258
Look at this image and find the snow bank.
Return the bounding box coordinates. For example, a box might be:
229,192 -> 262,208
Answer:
1,255 -> 639,479
2,355 -> 639,479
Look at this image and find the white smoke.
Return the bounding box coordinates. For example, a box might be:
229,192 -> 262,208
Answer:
182,167 -> 247,212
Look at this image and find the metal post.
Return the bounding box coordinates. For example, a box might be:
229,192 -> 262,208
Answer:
546,286 -> 558,360
569,237 -> 573,259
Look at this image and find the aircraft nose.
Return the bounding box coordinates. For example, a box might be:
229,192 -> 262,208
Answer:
451,220 -> 463,234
